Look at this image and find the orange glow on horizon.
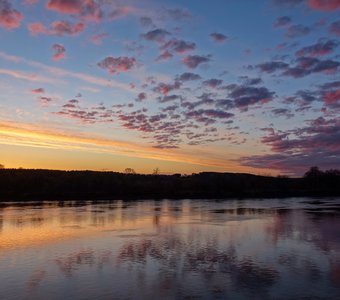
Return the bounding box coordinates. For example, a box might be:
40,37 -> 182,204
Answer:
0,121 -> 263,174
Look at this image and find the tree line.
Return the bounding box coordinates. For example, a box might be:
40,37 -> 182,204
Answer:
0,166 -> 339,201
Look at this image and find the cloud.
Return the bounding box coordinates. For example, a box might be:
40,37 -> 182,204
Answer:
97,56 -> 137,74
136,92 -> 147,102
240,76 -> 263,85
31,88 -> 45,94
255,57 -> 340,78
109,6 -> 133,20
0,121 -> 238,170
239,117 -> 340,174
0,51 -> 133,92
0,68 -> 58,84
156,51 -> 173,62
295,39 -> 338,57
283,57 -> 340,78
161,39 -> 196,54
182,55 -> 211,69
185,109 -> 234,125
255,61 -> 289,73
178,72 -> 201,81
0,0 -> 23,29
46,0 -> 103,22
286,24 -> 311,38
227,85 -> 275,111
210,32 -> 228,42
52,44 -> 66,61
329,20 -> 340,36
89,33 -> 108,45
139,16 -> 154,27
271,108 -> 294,118
273,16 -> 292,28
153,81 -> 181,95
307,0 -> 340,11
142,29 -> 171,43
28,21 -> 85,36
202,79 -> 223,88
158,94 -> 182,103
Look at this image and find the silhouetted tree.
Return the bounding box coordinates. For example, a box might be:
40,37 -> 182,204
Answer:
152,168 -> 160,175
0,164 -> 4,169
304,166 -> 323,178
124,168 -> 136,174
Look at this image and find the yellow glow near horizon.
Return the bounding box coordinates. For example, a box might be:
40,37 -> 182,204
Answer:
0,121 -> 267,174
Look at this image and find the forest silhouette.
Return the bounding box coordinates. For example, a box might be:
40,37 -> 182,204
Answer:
0,166 -> 339,201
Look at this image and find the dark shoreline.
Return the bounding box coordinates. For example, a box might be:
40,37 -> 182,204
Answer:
1,168 -> 339,201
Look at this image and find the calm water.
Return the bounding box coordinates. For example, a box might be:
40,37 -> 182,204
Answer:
0,198 -> 340,300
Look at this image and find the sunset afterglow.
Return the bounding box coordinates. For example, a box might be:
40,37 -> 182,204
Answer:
0,0 -> 339,175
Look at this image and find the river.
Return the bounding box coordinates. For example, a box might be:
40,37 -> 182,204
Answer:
0,198 -> 339,299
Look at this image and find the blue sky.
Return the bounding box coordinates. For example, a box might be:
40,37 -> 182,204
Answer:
0,0 -> 339,175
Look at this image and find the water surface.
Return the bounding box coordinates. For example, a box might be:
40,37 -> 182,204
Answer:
0,198 -> 339,299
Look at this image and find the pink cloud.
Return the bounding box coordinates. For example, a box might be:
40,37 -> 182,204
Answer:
31,88 -> 45,93
47,0 -> 82,14
0,0 -> 23,29
109,6 -> 133,20
52,44 -> 66,61
89,33 -> 108,45
46,0 -> 103,22
52,20 -> 85,35
28,21 -> 85,36
308,0 -> 340,11
28,22 -> 48,35
323,89 -> 340,105
156,51 -> 173,62
97,56 -> 137,74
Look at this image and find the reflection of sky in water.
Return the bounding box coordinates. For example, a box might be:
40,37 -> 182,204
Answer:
0,198 -> 339,299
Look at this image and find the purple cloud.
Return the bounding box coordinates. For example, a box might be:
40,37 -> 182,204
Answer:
161,39 -> 196,54
182,55 -> 211,69
210,32 -> 228,42
329,20 -> 340,36
203,79 -> 223,88
178,72 -> 202,81
295,39 -> 338,57
273,16 -> 292,28
98,56 -> 137,74
286,24 -> 311,38
142,29 -> 171,43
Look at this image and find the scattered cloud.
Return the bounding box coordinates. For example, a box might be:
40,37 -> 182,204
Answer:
0,0 -> 23,29
142,29 -> 171,43
28,21 -> 85,36
182,55 -> 211,69
210,32 -> 228,42
161,38 -> 196,54
273,16 -> 292,28
31,88 -> 45,94
286,24 -> 311,38
46,0 -> 103,22
295,39 -> 338,57
52,44 -> 66,61
329,20 -> 340,36
178,72 -> 202,81
307,0 -> 340,11
97,56 -> 137,74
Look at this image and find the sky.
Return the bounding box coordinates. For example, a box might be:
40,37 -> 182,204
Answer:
0,0 -> 339,176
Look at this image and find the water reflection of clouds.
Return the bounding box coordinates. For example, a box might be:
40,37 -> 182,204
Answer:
0,199 -> 339,299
